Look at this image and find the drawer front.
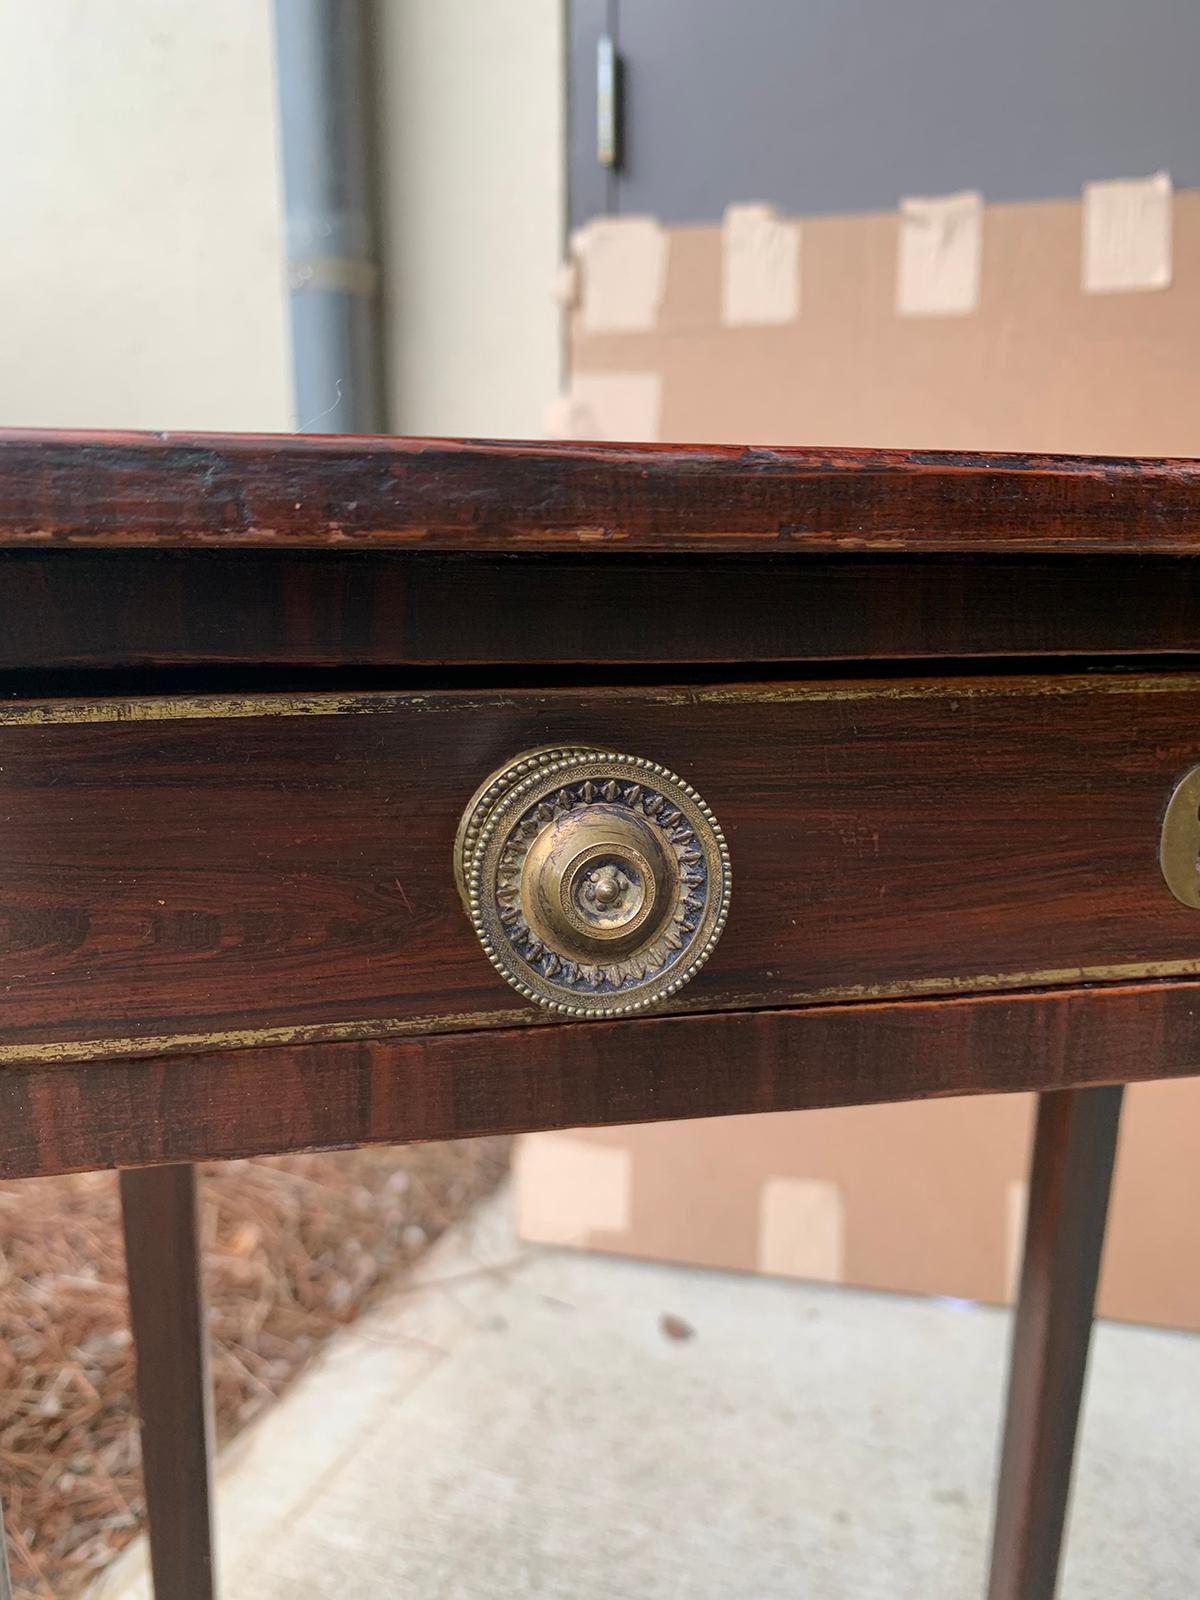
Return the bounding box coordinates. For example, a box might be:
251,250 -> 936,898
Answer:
2,674 -> 1200,1063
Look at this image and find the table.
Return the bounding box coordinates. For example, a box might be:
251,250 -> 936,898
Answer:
2,430 -> 1199,1598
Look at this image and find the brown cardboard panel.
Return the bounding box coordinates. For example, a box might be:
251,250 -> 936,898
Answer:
541,189 -> 1200,1331
518,1079 -> 1200,1331
569,193 -> 1200,455
517,1097 -> 1031,1306
1100,1077 -> 1200,1329
659,222 -> 723,333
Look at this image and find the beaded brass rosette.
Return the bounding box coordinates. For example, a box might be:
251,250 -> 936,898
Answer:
455,746 -> 731,1017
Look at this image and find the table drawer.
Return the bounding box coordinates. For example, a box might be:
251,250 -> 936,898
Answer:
2,672 -> 1200,1065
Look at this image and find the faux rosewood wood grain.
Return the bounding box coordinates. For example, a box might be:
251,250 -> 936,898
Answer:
120,1165 -> 216,1600
0,982 -> 1195,1179
9,550 -> 1200,671
3,675 -> 1200,1060
5,430 -> 1200,553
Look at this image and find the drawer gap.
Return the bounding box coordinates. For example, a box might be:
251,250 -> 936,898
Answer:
7,652 -> 1200,703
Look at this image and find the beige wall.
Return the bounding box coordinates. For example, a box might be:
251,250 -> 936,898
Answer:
376,0 -> 565,438
0,1 -> 564,442
0,0 -> 292,433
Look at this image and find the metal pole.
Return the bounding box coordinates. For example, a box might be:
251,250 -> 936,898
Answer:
273,0 -> 385,433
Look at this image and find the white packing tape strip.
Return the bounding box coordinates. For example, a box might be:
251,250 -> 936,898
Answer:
576,215 -> 669,334
757,1177 -> 846,1283
514,1134 -> 633,1246
896,189 -> 983,316
721,202 -> 801,326
1083,170 -> 1173,293
544,370 -> 662,443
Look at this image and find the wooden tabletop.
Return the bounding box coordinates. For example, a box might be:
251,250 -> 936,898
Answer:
3,428 -> 1200,553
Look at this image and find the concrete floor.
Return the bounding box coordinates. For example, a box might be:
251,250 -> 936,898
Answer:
96,1182 -> 1199,1600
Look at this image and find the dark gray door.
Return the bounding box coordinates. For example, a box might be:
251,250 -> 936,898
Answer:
569,0 -> 1200,228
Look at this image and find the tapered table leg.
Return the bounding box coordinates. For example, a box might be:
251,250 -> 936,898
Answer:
121,1163 -> 216,1600
0,1500 -> 12,1600
986,1085 -> 1124,1600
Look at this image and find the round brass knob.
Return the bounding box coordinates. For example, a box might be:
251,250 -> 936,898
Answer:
455,746 -> 731,1017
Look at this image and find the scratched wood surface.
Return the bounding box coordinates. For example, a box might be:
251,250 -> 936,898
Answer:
2,674 -> 1200,1063
5,430 -> 1200,553
9,550 -> 1200,672
1,980 -> 1196,1179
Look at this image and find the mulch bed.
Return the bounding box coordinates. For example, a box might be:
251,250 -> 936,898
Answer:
0,1140 -> 510,1597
